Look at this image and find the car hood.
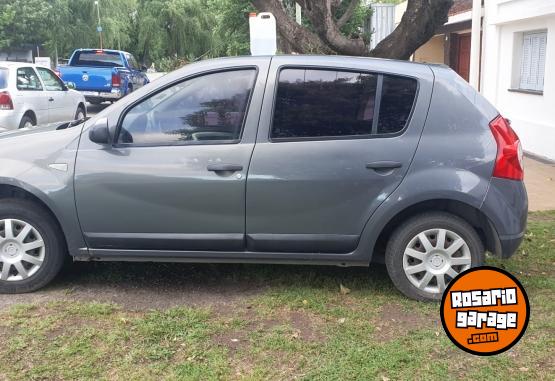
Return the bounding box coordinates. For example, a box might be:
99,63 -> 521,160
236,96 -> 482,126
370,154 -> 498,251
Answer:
0,120 -> 84,166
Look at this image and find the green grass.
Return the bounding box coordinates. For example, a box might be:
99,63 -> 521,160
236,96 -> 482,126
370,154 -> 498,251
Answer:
0,211 -> 553,380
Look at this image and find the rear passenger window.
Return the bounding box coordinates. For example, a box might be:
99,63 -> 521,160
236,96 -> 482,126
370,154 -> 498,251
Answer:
377,75 -> 418,134
272,69 -> 377,139
271,68 -> 417,140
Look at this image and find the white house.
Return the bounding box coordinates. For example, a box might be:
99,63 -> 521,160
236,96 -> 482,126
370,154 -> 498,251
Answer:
481,0 -> 555,161
394,0 -> 554,161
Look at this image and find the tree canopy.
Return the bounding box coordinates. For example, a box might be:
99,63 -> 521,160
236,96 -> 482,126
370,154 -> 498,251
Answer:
0,0 -> 452,69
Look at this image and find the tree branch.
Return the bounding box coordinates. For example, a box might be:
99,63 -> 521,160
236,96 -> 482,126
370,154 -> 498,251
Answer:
336,0 -> 360,29
370,0 -> 453,59
303,0 -> 366,56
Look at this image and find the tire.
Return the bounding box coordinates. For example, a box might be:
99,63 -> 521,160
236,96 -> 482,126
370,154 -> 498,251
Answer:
0,199 -> 66,293
75,105 -> 86,121
19,115 -> 36,129
385,212 -> 484,302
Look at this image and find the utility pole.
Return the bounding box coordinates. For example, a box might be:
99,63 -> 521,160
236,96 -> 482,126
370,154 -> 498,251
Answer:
94,0 -> 103,49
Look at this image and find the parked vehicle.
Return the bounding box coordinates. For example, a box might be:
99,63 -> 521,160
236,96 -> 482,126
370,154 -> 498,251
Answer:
57,49 -> 149,105
0,56 -> 527,300
0,62 -> 86,131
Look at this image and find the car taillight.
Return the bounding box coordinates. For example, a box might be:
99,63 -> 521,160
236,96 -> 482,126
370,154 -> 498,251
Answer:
0,91 -> 13,110
112,73 -> 121,87
489,115 -> 524,181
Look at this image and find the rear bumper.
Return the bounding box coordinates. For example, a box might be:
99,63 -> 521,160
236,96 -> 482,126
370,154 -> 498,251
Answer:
481,178 -> 528,258
80,88 -> 123,101
0,110 -> 22,131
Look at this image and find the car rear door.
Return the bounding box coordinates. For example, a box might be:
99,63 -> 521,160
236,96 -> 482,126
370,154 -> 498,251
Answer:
245,57 -> 434,253
74,58 -> 270,253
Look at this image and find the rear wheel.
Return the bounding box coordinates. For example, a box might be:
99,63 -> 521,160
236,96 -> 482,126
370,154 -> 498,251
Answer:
0,199 -> 66,293
385,212 -> 484,301
75,105 -> 86,121
19,115 -> 35,129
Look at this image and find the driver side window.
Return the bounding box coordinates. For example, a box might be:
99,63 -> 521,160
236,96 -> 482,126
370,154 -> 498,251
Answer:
118,69 -> 257,145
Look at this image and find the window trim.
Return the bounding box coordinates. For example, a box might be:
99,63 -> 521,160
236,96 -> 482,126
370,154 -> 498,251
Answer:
16,67 -> 43,92
268,65 -> 420,143
112,66 -> 259,148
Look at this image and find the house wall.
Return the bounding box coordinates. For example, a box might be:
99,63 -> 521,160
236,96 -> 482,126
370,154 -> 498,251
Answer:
413,35 -> 445,64
482,0 -> 555,160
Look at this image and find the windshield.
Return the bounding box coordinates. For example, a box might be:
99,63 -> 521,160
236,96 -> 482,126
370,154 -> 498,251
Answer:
72,51 -> 123,67
0,68 -> 7,89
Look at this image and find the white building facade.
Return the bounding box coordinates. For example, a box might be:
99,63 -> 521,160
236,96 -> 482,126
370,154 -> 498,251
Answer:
481,0 -> 555,161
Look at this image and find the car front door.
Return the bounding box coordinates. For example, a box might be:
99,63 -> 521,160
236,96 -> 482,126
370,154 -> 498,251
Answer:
245,57 -> 433,254
74,60 -> 269,253
36,67 -> 75,122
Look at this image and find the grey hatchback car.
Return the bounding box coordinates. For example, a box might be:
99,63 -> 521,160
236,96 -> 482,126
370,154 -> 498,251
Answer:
0,56 -> 527,301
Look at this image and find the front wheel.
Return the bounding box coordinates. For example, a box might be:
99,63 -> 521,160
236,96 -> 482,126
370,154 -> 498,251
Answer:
385,212 -> 484,301
0,199 -> 66,293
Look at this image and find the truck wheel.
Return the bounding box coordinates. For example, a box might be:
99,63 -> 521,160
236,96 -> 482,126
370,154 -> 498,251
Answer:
75,105 -> 86,121
385,212 -> 484,302
0,199 -> 66,294
19,115 -> 36,129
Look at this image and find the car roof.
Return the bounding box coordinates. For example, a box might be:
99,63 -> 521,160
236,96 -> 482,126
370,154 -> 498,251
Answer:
0,61 -> 47,69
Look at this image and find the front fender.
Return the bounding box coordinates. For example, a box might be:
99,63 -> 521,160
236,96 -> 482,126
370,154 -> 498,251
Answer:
0,126 -> 86,254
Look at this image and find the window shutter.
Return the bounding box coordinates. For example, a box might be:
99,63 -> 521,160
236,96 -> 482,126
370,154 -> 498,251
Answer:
520,31 -> 547,92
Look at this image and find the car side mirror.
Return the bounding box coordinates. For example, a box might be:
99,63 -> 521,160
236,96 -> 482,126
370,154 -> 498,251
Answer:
65,81 -> 76,90
140,65 -> 147,72
89,118 -> 111,145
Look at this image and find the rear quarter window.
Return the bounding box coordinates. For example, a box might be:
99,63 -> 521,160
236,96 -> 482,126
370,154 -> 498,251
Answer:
0,68 -> 7,89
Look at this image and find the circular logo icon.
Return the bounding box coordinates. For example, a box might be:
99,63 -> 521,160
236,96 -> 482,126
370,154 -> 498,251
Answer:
82,73 -> 89,82
440,266 -> 529,356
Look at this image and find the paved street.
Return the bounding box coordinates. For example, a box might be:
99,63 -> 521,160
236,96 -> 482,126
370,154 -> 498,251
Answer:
86,102 -> 109,116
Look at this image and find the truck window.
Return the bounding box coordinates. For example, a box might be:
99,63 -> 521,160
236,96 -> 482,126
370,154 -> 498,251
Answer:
72,51 -> 124,67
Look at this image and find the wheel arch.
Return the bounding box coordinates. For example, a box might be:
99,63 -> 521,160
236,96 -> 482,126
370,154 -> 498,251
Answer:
368,198 -> 499,264
22,110 -> 37,125
0,183 -> 69,253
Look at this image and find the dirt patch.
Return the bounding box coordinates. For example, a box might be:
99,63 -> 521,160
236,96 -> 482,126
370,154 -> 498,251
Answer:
0,262 -> 270,312
373,303 -> 440,342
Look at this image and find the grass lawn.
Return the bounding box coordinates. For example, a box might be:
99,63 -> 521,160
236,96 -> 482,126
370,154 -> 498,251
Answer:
0,211 -> 553,380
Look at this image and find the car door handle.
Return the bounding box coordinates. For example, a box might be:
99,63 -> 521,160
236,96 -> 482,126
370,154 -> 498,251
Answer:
207,164 -> 243,172
366,161 -> 402,170
48,97 -> 54,102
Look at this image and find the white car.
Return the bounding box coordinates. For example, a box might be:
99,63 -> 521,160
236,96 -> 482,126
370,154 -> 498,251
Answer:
0,61 -> 86,131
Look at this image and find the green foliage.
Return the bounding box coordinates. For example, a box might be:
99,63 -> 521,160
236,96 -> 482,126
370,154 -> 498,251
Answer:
0,0 -> 51,48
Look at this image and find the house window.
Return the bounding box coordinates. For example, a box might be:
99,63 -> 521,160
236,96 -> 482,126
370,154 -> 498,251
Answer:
518,31 -> 547,92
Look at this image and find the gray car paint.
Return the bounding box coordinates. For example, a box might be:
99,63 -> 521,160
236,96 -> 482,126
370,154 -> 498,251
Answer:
0,55 -> 528,265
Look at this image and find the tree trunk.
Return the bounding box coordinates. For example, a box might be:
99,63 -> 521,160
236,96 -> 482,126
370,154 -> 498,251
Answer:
252,0 -> 454,60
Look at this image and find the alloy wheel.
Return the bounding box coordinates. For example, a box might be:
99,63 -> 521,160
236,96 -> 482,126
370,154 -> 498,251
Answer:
0,219 -> 45,281
402,228 -> 472,294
